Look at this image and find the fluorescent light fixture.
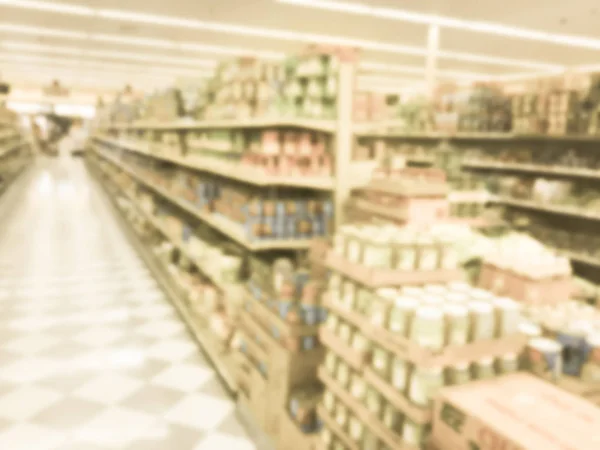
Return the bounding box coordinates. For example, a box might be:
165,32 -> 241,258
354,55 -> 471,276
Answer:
0,22 -> 285,59
0,0 -> 93,15
0,56 -> 208,79
278,0 -> 600,50
0,23 -> 87,39
0,41 -> 217,67
0,0 -> 562,70
358,75 -> 425,86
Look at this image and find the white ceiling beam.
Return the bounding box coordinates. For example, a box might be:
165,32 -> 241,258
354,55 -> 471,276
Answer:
0,0 -> 563,70
0,41 -> 217,68
278,0 -> 600,50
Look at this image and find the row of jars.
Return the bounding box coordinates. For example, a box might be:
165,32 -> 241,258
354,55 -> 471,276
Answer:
324,345 -> 519,413
328,278 -> 522,350
322,362 -> 430,448
333,225 -> 458,271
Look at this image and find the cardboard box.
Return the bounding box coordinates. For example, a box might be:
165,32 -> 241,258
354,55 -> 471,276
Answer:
432,373 -> 600,450
479,262 -> 572,305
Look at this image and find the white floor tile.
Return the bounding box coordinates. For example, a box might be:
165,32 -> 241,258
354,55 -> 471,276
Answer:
135,318 -> 185,339
151,364 -> 214,393
74,406 -> 157,448
146,338 -> 197,363
72,327 -> 124,347
3,334 -> 61,355
194,432 -> 257,450
74,373 -> 143,405
0,423 -> 67,450
0,356 -> 60,383
165,394 -> 234,431
0,385 -> 62,421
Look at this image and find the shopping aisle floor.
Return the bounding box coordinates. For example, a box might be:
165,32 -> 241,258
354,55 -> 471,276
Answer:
0,160 -> 258,450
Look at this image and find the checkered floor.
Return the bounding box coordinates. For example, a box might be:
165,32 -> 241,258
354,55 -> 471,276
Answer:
0,160 -> 257,450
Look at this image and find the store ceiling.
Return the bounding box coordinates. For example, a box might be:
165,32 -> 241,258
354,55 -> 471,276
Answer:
0,0 -> 599,95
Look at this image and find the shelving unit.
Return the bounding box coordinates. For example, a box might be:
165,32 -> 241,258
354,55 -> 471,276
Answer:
0,119 -> 32,194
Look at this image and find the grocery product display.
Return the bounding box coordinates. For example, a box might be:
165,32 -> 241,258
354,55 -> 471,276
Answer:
7,3 -> 600,449
0,114 -> 32,191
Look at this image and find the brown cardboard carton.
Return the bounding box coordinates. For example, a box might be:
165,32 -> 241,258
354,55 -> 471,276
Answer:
432,372 -> 600,450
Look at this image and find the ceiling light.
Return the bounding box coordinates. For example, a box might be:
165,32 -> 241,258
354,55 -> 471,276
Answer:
0,23 -> 87,39
278,0 -> 600,50
0,22 -> 285,59
0,0 -> 563,70
0,53 -> 209,77
0,0 -> 93,15
0,41 -> 217,67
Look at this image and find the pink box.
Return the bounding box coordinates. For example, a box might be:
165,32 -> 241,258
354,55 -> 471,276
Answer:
432,373 -> 600,450
478,262 -> 572,305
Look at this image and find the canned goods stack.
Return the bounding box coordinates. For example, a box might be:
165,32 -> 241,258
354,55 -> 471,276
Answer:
317,225 -> 528,450
236,253 -> 328,448
520,300 -> 600,404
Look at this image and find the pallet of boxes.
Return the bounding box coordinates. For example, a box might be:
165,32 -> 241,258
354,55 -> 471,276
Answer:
479,235 -> 600,406
234,251 -> 328,449
317,221 -> 527,450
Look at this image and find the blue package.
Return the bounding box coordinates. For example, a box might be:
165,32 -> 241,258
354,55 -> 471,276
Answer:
556,332 -> 586,376
318,307 -> 328,323
302,336 -> 316,351
302,304 -> 319,326
278,301 -> 293,321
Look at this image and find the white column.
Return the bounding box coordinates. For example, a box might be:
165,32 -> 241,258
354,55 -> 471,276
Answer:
333,60 -> 354,231
425,24 -> 440,98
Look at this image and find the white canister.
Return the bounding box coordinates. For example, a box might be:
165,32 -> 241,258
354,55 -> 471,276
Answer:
393,231 -> 418,271
518,322 -> 542,338
468,301 -> 496,341
444,304 -> 470,346
447,362 -> 471,385
336,361 -> 351,389
424,284 -> 447,296
338,323 -> 351,343
350,373 -> 367,401
372,346 -> 391,379
402,419 -> 426,446
321,428 -> 333,447
388,296 -> 418,337
341,281 -> 356,309
349,416 -> 364,442
327,274 -> 342,298
409,306 -> 445,350
408,365 -> 445,407
422,295 -> 444,306
417,236 -> 440,270
469,288 -> 494,302
324,352 -> 338,374
498,353 -> 519,374
493,296 -> 522,336
344,227 -> 363,262
391,357 -> 409,392
439,238 -> 459,269
323,390 -> 336,412
446,292 -> 469,303
335,404 -> 348,428
473,357 -> 496,380
402,286 -> 425,297
448,282 -> 472,292
325,314 -> 339,333
363,235 -> 393,268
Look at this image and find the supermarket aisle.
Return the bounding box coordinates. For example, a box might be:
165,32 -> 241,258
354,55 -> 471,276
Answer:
0,160 -> 257,450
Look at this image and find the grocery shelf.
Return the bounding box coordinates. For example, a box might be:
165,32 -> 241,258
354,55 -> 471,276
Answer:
88,157 -> 239,395
93,146 -> 314,251
558,250 -> 600,269
0,141 -> 26,158
93,160 -> 229,291
498,197 -> 600,222
316,405 -> 359,450
463,160 -> 600,181
354,128 -> 600,143
94,135 -> 334,190
101,118 -> 336,134
0,130 -> 18,141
